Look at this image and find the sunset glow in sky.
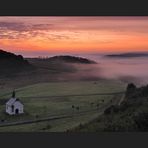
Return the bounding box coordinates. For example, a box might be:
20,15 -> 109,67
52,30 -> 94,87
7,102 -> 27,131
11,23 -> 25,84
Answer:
0,16 -> 148,56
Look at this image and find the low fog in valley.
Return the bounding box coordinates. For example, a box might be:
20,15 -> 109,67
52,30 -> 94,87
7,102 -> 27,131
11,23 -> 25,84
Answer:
64,53 -> 148,85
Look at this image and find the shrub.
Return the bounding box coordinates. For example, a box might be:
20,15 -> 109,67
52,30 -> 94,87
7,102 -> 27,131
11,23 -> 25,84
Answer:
104,105 -> 120,115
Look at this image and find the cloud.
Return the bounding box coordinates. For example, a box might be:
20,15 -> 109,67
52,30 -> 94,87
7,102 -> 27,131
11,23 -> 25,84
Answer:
0,21 -> 55,31
0,22 -> 28,31
0,21 -> 58,40
0,21 -> 80,41
0,17 -> 148,42
31,24 -> 54,30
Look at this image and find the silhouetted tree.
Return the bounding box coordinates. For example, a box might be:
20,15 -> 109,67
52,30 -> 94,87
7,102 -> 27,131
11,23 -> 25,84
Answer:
97,103 -> 99,108
1,119 -> 4,122
76,106 -> 79,111
126,83 -> 136,96
72,105 -> 75,114
104,105 -> 120,115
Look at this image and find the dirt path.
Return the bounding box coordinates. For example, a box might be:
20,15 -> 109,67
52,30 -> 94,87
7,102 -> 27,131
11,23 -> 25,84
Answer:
118,94 -> 125,105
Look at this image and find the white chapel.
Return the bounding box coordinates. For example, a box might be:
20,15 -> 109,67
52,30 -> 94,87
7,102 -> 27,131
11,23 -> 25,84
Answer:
6,91 -> 24,115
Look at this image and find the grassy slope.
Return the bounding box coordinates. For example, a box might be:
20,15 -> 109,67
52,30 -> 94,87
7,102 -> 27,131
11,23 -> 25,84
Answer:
0,80 -> 126,132
70,84 -> 148,132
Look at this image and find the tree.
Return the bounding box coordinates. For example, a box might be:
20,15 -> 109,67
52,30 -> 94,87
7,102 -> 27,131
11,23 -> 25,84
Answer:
76,106 -> 79,111
126,83 -> 136,96
104,105 -> 120,115
97,103 -> 99,108
72,105 -> 75,114
1,119 -> 5,122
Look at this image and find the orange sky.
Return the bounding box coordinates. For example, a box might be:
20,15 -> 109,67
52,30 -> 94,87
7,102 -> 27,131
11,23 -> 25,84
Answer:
0,16 -> 148,56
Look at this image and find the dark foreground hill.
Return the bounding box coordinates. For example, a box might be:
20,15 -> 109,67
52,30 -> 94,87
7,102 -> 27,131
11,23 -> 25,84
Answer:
0,51 -> 99,89
0,50 -> 33,76
71,83 -> 148,132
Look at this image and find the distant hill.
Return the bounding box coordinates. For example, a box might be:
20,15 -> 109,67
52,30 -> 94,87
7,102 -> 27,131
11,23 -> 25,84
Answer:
71,83 -> 148,132
27,55 -> 97,74
46,55 -> 97,64
105,52 -> 148,58
0,49 -> 33,76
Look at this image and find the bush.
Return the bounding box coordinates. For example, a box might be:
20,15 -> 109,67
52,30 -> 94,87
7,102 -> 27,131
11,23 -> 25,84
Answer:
104,105 -> 120,115
133,112 -> 148,131
126,83 -> 136,96
41,124 -> 51,130
1,119 -> 4,122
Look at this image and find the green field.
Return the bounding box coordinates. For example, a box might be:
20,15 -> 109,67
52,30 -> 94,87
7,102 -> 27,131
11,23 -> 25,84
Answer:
0,80 -> 126,132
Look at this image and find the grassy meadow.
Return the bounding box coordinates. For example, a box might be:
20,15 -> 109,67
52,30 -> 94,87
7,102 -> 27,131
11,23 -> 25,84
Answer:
0,80 -> 126,132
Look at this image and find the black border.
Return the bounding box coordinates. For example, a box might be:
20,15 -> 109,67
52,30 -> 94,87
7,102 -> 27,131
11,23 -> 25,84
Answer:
1,132 -> 148,147
0,0 -> 148,15
0,0 -> 148,147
